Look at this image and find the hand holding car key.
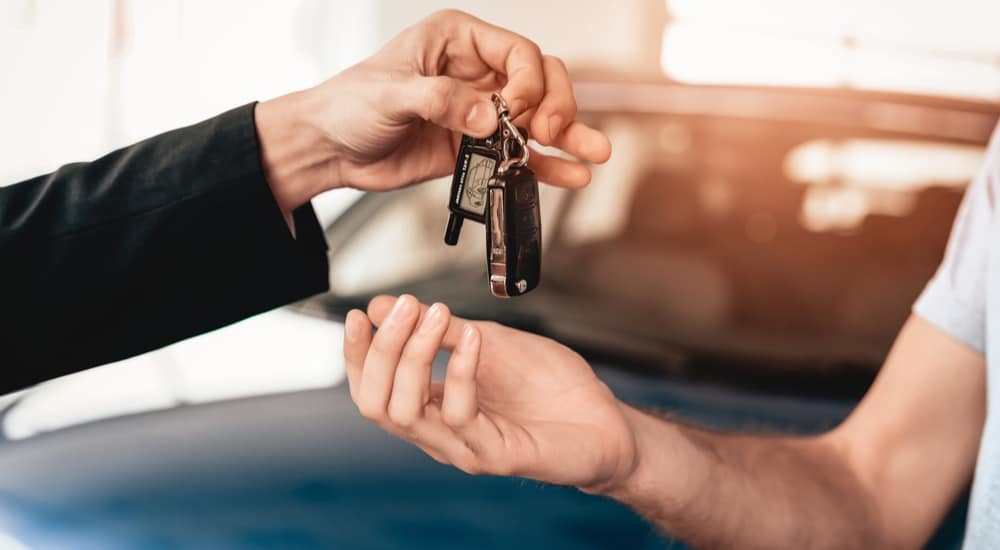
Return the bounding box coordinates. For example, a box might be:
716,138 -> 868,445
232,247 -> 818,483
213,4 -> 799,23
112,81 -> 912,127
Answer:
445,93 -> 541,298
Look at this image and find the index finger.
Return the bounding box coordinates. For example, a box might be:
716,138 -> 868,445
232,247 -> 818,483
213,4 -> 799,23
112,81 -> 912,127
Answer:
552,121 -> 613,165
510,109 -> 611,165
368,295 -> 467,351
438,11 -> 545,117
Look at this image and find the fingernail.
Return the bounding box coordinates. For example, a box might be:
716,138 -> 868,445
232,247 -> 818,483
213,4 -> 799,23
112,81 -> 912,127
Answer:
345,311 -> 361,342
548,115 -> 564,142
389,295 -> 412,322
466,102 -> 481,125
466,101 -> 491,131
461,324 -> 479,349
422,303 -> 444,331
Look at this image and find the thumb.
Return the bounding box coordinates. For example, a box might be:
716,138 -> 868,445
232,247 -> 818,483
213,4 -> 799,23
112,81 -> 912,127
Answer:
395,76 -> 498,137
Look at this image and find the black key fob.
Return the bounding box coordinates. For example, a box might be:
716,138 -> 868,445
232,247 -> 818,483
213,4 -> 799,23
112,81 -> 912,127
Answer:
444,132 -> 501,244
486,166 -> 541,298
445,128 -> 527,245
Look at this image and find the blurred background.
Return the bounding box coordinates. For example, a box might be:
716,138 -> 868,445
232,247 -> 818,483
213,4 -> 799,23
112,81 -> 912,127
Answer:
1,0 -> 998,548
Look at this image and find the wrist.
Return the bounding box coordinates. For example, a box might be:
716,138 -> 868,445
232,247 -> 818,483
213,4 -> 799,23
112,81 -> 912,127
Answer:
589,403 -> 710,514
255,88 -> 342,216
584,403 -> 652,498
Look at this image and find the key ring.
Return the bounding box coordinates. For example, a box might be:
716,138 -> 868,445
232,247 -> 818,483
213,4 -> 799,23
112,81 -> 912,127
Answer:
491,92 -> 529,173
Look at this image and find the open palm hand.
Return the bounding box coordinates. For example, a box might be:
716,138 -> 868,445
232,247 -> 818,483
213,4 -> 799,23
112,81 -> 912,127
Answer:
343,295 -> 636,490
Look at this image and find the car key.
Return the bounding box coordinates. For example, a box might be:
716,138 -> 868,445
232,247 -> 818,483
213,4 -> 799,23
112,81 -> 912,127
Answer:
487,165 -> 541,297
485,94 -> 541,298
444,120 -> 526,245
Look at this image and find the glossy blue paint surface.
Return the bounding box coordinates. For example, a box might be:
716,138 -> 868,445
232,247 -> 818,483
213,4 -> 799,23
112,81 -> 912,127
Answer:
0,362 -> 964,549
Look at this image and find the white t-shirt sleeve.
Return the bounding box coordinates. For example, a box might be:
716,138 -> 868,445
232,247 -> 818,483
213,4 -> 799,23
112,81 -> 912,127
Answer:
913,129 -> 998,354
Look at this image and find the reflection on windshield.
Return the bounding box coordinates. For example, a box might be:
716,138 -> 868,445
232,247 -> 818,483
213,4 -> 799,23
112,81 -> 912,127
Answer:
786,139 -> 984,231
4,310 -> 344,440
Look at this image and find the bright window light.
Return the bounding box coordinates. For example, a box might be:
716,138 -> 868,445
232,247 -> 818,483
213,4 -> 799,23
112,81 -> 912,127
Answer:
852,48 -> 1000,100
0,533 -> 31,550
799,187 -> 872,232
786,139 -> 984,231
4,354 -> 177,440
785,139 -> 985,191
4,309 -> 345,440
661,22 -> 844,88
662,0 -> 1000,100
166,309 -> 344,405
668,0 -> 850,37
667,0 -> 1000,54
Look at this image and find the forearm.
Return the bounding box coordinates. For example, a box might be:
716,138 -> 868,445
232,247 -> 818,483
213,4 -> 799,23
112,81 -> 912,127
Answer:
0,104 -> 329,387
598,405 -> 886,550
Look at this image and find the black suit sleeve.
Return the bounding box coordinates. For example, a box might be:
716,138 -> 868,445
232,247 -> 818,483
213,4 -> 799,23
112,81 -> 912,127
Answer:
0,103 -> 330,393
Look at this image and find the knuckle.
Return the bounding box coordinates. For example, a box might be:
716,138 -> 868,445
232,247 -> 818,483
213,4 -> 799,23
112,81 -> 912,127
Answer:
447,364 -> 473,384
400,344 -> 430,366
431,8 -> 466,23
564,89 -> 578,113
543,57 -> 576,109
544,54 -> 568,72
453,357 -> 474,373
417,10 -> 466,41
433,8 -> 469,23
387,403 -> 419,429
427,453 -> 450,466
485,457 -> 514,477
442,409 -> 469,429
520,39 -> 543,61
357,400 -> 386,422
454,455 -> 481,476
369,336 -> 398,356
422,77 -> 454,120
371,77 -> 396,110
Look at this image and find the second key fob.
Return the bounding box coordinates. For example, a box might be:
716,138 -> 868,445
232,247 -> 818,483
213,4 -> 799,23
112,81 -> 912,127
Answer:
486,166 -> 541,298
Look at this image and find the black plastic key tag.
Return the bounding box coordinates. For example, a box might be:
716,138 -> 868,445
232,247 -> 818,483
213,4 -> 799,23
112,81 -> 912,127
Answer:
444,117 -> 526,245
444,130 -> 501,244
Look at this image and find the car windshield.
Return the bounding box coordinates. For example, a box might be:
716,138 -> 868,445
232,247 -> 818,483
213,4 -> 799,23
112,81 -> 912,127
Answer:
5,0 -> 1000,440
315,88 -> 991,397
